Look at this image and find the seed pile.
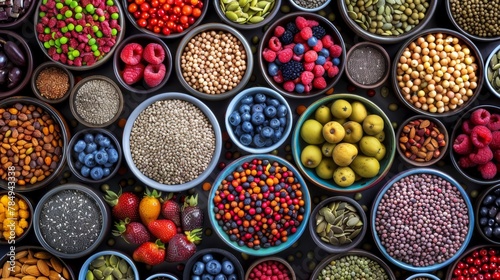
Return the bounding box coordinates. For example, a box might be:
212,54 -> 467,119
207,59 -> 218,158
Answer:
180,30 -> 247,95
35,67 -> 69,99
347,46 -> 386,85
85,254 -> 135,280
39,189 -> 103,254
220,0 -> 276,24
449,0 -> 500,38
292,0 -> 327,9
487,48 -> 500,93
398,118 -> 446,163
74,79 -> 120,125
316,255 -> 389,280
130,99 -> 215,184
315,200 -> 363,246
375,173 -> 469,267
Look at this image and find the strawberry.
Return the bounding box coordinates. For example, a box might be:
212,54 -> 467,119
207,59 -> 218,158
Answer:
147,219 -> 177,243
161,193 -> 181,227
133,239 -> 165,266
165,229 -> 202,262
139,188 -> 162,226
104,188 -> 140,222
112,218 -> 151,244
181,194 -> 203,231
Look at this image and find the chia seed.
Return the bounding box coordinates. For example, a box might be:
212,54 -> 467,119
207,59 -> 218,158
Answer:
292,0 -> 328,9
74,79 -> 120,125
39,189 -> 102,254
347,46 -> 386,85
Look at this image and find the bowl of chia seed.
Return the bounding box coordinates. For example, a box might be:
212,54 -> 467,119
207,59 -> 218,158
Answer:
371,168 -> 474,272
345,41 -> 391,89
288,0 -> 330,12
122,92 -> 222,192
310,249 -> 396,279
33,183 -> 111,259
79,250 -> 140,280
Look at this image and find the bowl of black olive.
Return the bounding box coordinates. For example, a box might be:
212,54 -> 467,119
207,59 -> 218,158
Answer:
0,30 -> 33,98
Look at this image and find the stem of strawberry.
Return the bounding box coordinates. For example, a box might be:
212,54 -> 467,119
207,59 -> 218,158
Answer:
103,187 -> 122,206
155,239 -> 165,249
145,187 -> 162,198
185,228 -> 203,244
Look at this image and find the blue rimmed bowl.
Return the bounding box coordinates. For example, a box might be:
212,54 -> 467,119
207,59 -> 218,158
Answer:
406,273 -> 440,280
79,250 -> 140,280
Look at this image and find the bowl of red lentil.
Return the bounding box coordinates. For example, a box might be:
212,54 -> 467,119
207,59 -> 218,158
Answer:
208,154 -> 311,256
244,256 -> 296,280
371,168 -> 474,273
31,61 -> 74,104
445,245 -> 500,280
391,28 -> 484,118
0,96 -> 70,193
175,23 -> 253,101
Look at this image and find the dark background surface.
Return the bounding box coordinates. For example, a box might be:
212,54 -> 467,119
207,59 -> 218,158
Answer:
2,0 -> 500,279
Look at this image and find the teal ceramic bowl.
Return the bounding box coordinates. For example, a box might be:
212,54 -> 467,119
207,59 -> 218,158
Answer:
291,93 -> 396,193
79,250 -> 140,280
406,273 -> 440,280
208,154 -> 311,256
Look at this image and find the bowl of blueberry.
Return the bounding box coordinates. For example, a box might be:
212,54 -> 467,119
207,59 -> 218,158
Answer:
66,128 -> 122,183
183,248 -> 244,280
475,183 -> 500,244
226,87 -> 292,154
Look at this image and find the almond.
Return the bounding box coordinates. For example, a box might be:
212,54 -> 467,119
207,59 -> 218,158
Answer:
48,271 -> 60,280
15,251 -> 29,259
23,259 -> 38,265
62,268 -> 70,280
25,266 -> 40,277
22,276 -> 37,280
2,261 -> 11,278
419,119 -> 430,128
49,258 -> 62,273
36,260 -> 50,277
33,252 -> 51,260
36,277 -> 49,280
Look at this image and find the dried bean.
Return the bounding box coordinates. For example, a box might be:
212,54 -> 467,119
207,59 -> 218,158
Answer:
399,118 -> 446,163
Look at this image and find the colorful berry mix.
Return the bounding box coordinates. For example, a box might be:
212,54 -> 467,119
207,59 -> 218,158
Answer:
451,247 -> 500,280
212,158 -> 306,250
120,42 -> 167,88
262,16 -> 343,94
478,186 -> 500,241
247,260 -> 292,280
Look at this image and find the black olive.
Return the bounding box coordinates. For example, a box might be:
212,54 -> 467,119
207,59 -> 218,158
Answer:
0,68 -> 7,85
7,66 -> 22,88
488,218 -> 496,226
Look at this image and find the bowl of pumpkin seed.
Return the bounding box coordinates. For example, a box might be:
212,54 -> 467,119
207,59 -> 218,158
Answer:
214,0 -> 281,30
308,196 -> 367,254
485,44 -> 500,99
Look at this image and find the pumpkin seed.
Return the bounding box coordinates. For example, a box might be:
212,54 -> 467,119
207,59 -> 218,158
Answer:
348,11 -> 358,20
225,11 -> 239,21
316,221 -> 327,233
347,216 -> 360,227
314,200 -> 364,246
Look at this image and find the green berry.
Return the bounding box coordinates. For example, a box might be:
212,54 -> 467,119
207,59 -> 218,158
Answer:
75,6 -> 83,13
111,28 -> 117,36
111,13 -> 119,20
39,12 -> 46,18
59,36 -> 68,44
56,2 -> 63,9
56,14 -> 63,20
86,4 -> 95,13
49,39 -> 55,46
44,27 -> 50,34
72,50 -> 80,57
42,0 -> 48,4
56,48 -> 62,54
43,42 -> 51,49
88,38 -> 96,45
75,25 -> 83,32
92,25 -> 99,32
61,26 -> 68,33
68,53 -> 74,60
67,23 -> 74,31
64,10 -> 72,18
70,1 -> 78,8
64,0 -> 72,5
91,44 -> 98,52
96,30 -> 103,38
106,0 -> 114,5
93,50 -> 101,57
98,15 -> 105,22
75,12 -> 82,20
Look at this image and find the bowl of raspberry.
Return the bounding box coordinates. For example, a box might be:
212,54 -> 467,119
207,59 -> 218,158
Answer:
450,105 -> 500,185
113,33 -> 172,94
258,12 -> 346,99
245,256 -> 296,280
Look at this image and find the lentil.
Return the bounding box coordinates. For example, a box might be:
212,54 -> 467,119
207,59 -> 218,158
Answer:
292,0 -> 328,10
129,99 -> 215,185
316,255 -> 389,280
39,189 -> 103,254
347,46 -> 386,85
396,33 -> 479,114
74,79 -> 120,125
180,30 -> 247,95
449,0 -> 500,38
35,67 -> 70,100
398,118 -> 446,163
375,173 -> 470,267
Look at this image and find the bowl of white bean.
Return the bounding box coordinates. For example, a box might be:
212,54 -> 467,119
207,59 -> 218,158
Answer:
122,92 -> 222,192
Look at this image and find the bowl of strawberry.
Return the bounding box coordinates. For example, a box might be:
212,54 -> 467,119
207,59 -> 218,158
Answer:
258,12 -> 346,99
113,33 -> 172,94
450,105 -> 500,185
183,248 -> 245,280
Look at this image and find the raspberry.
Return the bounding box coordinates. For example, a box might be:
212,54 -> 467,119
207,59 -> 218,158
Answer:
321,35 -> 335,48
312,40 -> 323,52
470,108 -> 491,125
143,43 -> 165,65
284,43 -> 296,50
300,71 -> 314,85
304,62 -> 315,71
462,119 -> 474,134
469,146 -> 494,165
495,149 -> 500,162
458,156 -> 477,168
490,131 -> 500,150
323,61 -> 333,70
478,162 -> 497,179
295,16 -> 308,30
312,65 -> 325,77
312,77 -> 327,89
304,83 -> 313,93
488,114 -> 500,131
304,50 -> 318,63
262,48 -> 277,63
293,33 -> 306,44
143,63 -> 166,88
273,71 -> 283,83
329,45 -> 343,58
300,27 -> 313,40
307,20 -> 319,27
453,134 -> 473,155
120,43 -> 143,65
327,65 -> 340,78
283,81 -> 295,92
268,36 -> 282,52
471,125 -> 493,148
277,48 -> 293,63
274,26 -> 285,37
292,54 -> 303,61
122,63 -> 145,85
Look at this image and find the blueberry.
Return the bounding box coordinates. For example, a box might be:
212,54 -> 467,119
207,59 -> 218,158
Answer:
241,121 -> 253,133
239,134 -> 252,146
484,226 -> 493,237
268,62 -> 279,76
90,166 -> 104,180
201,275 -> 214,280
489,218 -> 496,226
94,133 -> 105,143
98,137 -> 111,148
221,260 -> 234,275
241,95 -> 254,104
227,274 -> 237,280
228,111 -> 241,127
484,195 -> 496,205
80,165 -> 91,177
480,206 -> 489,216
293,43 -> 305,55
307,36 -> 318,47
253,134 -> 267,147
279,117 -> 287,127
264,106 -> 277,118
251,104 -> 264,115
316,56 -> 326,65
240,112 -> 251,122
83,133 -> 94,144
261,126 -> 273,138
214,275 -> 226,280
202,254 -> 214,263
206,260 -> 222,275
74,161 -> 83,170
269,118 -> 280,129
255,125 -> 263,134
277,104 -> 288,117
78,152 -> 86,163
295,83 -> 305,93
74,140 -> 87,153
191,276 -> 201,280
272,129 -> 283,143
254,93 -> 266,103
233,126 -> 243,137
103,167 -> 111,177
333,57 -> 341,66
480,217 -> 489,226
494,227 -> 500,238
495,197 -> 500,207
95,150 -> 109,165
104,162 -> 114,168
85,142 -> 97,154
107,148 -> 119,164
318,48 -> 330,57
251,112 -> 265,125
84,154 -> 96,168
192,261 -> 205,275
238,104 -> 251,114
265,138 -> 273,146
266,98 -> 280,107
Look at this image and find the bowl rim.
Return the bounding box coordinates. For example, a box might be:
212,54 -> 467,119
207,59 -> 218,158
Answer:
291,93 -> 396,193
391,28 -> 484,118
146,273 -> 179,280
214,0 -> 282,30
33,183 -> 111,259
257,12 -> 346,99
308,196 -> 367,254
0,191 -> 33,245
0,30 -> 34,99
449,104 -> 500,185
69,75 -> 124,128
31,61 -> 75,104
0,0 -> 36,29
112,33 -> 173,94
484,43 -> 500,99
122,92 -> 222,192
287,0 -> 331,12
370,167 -> 475,272
123,0 -> 209,39
66,128 -> 123,184
445,244 -> 500,280
345,41 -> 391,89
183,248 -> 245,280
33,0 -> 125,71
78,249 -> 140,280
337,0 -> 437,44
225,86 -> 293,154
395,114 -> 449,167
0,96 -> 69,192
175,23 -> 253,101
208,154 -> 311,256
474,183 -> 500,245
405,273 -> 440,280
244,256 -> 296,280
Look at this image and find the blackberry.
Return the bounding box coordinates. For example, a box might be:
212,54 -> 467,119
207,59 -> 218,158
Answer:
280,30 -> 294,45
280,60 -> 303,81
312,26 -> 327,39
286,22 -> 300,34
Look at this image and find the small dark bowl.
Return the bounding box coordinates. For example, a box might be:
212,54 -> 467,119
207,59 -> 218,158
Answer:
31,61 -> 74,104
406,273 -> 440,280
146,274 -> 179,280
0,30 -> 34,99
0,0 -> 36,30
66,128 -> 122,184
113,34 -> 172,94
345,42 -> 390,89
245,256 -> 296,280
308,196 -> 367,254
33,183 -> 111,259
474,183 -> 500,245
445,245 -> 500,280
396,115 -> 449,167
258,12 -> 346,99
183,248 -> 245,280
485,44 -> 500,98
449,105 -> 500,185
214,0 -> 281,30
0,191 -> 33,245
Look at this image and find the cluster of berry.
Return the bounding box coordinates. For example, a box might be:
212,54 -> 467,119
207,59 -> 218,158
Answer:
120,42 -> 167,88
72,132 -> 119,180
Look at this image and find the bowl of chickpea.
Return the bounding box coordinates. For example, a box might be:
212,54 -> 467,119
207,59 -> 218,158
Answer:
0,191 -> 33,245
